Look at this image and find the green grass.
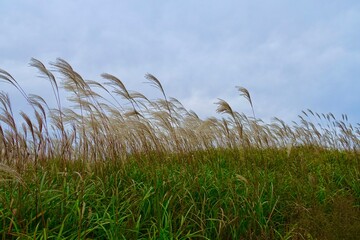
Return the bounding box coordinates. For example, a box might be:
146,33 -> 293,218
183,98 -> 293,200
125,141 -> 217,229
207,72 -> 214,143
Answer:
1,147 -> 359,239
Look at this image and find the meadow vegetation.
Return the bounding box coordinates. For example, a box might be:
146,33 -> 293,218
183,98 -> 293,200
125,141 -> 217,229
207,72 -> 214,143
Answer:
0,59 -> 359,239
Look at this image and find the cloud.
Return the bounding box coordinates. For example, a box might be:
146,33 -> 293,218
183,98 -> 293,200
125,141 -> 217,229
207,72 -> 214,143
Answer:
0,0 -> 359,124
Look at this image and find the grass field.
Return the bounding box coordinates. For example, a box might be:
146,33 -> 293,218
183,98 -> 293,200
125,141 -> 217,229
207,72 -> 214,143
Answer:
1,59 -> 359,239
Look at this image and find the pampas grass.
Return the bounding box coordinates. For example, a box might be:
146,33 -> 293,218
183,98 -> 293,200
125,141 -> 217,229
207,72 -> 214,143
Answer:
1,58 -> 359,164
0,59 -> 359,239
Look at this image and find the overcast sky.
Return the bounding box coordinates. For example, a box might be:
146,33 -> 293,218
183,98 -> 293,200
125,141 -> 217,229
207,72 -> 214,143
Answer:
1,0 -> 359,124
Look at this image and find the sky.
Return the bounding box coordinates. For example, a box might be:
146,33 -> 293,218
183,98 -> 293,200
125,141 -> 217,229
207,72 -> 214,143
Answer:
1,0 -> 360,124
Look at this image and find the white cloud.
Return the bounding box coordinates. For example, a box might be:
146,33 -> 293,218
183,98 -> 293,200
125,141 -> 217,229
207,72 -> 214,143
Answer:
0,0 -> 359,124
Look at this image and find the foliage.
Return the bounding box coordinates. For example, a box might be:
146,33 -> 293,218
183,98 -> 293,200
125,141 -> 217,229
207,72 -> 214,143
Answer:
0,59 -> 359,239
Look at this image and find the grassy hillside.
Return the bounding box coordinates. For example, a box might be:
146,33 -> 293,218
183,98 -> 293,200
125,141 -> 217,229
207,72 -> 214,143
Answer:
0,59 -> 359,239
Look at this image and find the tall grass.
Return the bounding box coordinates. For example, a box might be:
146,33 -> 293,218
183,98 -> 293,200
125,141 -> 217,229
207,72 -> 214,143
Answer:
0,58 -> 358,165
0,59 -> 359,239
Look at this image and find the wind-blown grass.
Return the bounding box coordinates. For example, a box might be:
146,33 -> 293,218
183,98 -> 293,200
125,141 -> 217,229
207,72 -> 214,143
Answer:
0,59 -> 359,239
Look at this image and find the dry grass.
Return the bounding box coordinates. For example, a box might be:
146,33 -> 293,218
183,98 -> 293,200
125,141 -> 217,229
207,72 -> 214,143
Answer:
0,58 -> 359,167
